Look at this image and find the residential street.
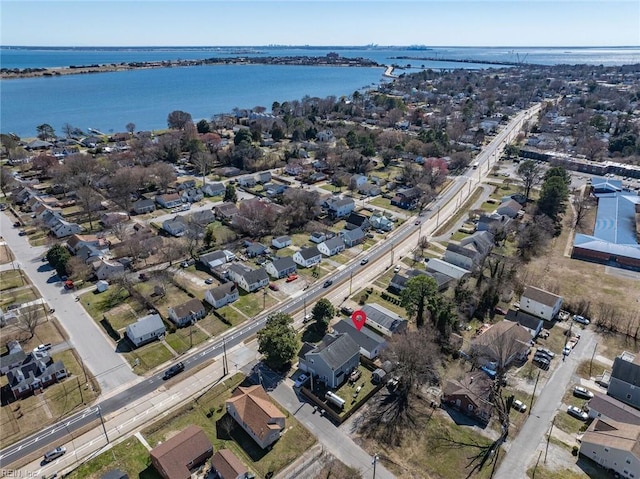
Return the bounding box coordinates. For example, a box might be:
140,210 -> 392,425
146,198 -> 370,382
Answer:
0,211 -> 137,393
494,327 -> 596,479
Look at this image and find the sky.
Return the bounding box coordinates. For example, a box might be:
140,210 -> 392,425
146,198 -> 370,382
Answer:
1,1 -> 639,47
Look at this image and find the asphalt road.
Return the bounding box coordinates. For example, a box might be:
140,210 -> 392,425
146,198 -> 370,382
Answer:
0,103 -> 540,467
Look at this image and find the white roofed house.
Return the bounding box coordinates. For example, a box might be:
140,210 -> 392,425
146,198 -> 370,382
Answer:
205,282 -> 239,309
318,236 -> 345,257
519,286 -> 563,321
50,218 -> 83,238
167,298 -> 206,328
426,257 -> 470,280
293,246 -> 322,268
227,264 -> 269,292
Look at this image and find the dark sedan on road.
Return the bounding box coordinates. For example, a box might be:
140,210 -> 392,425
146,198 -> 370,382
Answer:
163,362 -> 185,380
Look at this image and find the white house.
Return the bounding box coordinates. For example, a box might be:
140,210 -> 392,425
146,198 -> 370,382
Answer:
318,237 -> 345,257
125,314 -> 166,348
93,259 -> 125,280
293,246 -> 322,268
227,264 -> 269,292
309,232 -> 327,244
426,258 -> 470,280
155,193 -> 183,209
519,285 -> 563,321
265,256 -> 297,279
167,298 -> 206,327
205,283 -> 239,309
271,236 -> 292,249
579,418 -> 640,479
327,198 -> 355,219
50,219 -> 83,238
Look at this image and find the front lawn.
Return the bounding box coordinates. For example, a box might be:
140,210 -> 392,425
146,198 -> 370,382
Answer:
165,326 -> 210,354
234,290 -> 277,318
0,270 -> 29,290
65,436 -> 159,479
122,341 -> 175,373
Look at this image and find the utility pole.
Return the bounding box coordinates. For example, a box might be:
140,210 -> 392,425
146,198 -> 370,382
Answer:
349,270 -> 353,295
303,298 -> 307,318
372,454 -> 379,479
97,406 -> 109,444
529,369 -> 541,415
390,243 -> 395,267
590,342 -> 598,377
222,336 -> 228,376
263,289 -> 267,310
544,416 -> 555,463
77,376 -> 84,404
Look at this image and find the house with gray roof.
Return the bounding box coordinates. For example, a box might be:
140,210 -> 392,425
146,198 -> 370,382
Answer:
6,352 -> 67,400
327,197 -> 355,219
459,230 -> 494,256
167,298 -> 206,328
162,216 -> 187,237
227,264 -> 269,292
272,236 -> 292,249
293,246 -> 322,268
332,319 -> 386,360
318,236 -> 345,257
339,227 -> 365,248
155,193 -> 183,209
426,258 -> 470,280
200,250 -> 235,270
587,392 -> 640,426
125,314 -> 166,348
132,198 -> 156,215
298,332 -> 360,388
204,282 -> 239,309
519,285 -> 563,321
0,341 -> 27,375
443,242 -> 485,271
608,351 -> 640,410
389,269 -> 451,293
496,198 -> 523,218
265,256 -> 296,279
361,303 -> 408,336
202,182 -> 226,197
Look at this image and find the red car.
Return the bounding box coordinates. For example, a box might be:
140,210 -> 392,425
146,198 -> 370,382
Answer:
269,283 -> 279,291
64,280 -> 74,290
286,274 -> 298,282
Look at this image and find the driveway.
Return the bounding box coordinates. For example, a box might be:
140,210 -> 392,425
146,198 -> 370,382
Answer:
1,211 -> 137,394
494,327 -> 596,479
268,381 -> 396,479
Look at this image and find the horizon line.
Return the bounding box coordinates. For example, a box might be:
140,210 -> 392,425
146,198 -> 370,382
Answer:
3,44 -> 639,49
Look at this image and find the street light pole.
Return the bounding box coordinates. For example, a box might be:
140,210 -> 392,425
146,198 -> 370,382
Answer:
222,336 -> 228,376
349,270 -> 353,296
372,454 -> 379,479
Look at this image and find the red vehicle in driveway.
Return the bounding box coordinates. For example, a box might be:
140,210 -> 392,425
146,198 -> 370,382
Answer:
64,280 -> 74,290
286,274 -> 298,282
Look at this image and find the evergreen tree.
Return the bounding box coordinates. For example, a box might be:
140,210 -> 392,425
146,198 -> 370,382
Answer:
257,312 -> 298,371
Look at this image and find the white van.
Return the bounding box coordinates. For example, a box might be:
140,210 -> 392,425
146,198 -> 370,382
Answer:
44,446 -> 66,462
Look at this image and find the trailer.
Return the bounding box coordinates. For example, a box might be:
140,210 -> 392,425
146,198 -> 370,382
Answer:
325,391 -> 346,409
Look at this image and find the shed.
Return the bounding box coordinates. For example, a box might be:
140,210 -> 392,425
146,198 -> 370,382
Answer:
96,280 -> 109,293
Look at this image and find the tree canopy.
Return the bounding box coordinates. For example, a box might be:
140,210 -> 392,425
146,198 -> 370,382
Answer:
311,298 -> 334,334
400,275 -> 438,328
516,159 -> 542,200
47,244 -> 70,277
257,312 -> 298,371
223,183 -> 237,203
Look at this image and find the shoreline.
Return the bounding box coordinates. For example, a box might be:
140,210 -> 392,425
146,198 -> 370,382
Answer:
0,55 -> 382,80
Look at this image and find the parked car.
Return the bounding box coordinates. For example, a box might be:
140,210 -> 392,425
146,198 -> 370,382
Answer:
323,279 -> 333,288
138,273 -> 149,281
394,265 -> 401,273
163,362 -> 185,380
562,346 -> 572,356
13,221 -> 21,227
64,279 -> 75,290
533,356 -> 550,369
34,343 -> 52,353
567,405 -> 589,421
360,258 -> 369,265
204,278 -> 214,285
303,314 -> 312,323
537,347 -> 555,358
534,352 -> 552,362
572,315 -> 590,325
573,386 -> 594,399
43,446 -> 66,463
293,373 -> 309,388
341,306 -> 354,315
494,306 -> 508,315
512,399 -> 527,412
18,230 -> 27,236
269,283 -> 279,291
414,220 -> 421,225
286,274 -> 299,282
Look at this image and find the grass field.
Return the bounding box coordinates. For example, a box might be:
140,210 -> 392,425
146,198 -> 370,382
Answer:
122,341 -> 175,373
0,270 -> 28,290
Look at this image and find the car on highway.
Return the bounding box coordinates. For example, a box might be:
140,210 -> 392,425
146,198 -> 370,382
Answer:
512,399 -> 527,412
163,362 -> 185,380
414,220 -> 421,225
567,405 -> 589,421
573,386 -> 594,399
323,279 -> 333,288
294,373 -> 309,388
43,446 -> 66,463
572,314 -> 590,325
34,343 -> 52,353
360,258 -> 369,265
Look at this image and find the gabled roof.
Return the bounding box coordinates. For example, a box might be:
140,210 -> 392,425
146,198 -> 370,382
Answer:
207,282 -> 237,301
329,197 -> 355,209
522,285 -> 562,307
361,303 -> 406,333
170,298 -> 205,318
504,310 -> 543,337
127,314 -> 164,339
226,385 -> 285,443
589,392 -> 640,425
322,236 -> 345,251
445,242 -> 482,261
297,246 -> 321,260
332,319 -> 386,353
442,372 -> 494,418
345,212 -> 368,227
211,449 -> 248,479
150,425 -> 212,479
611,353 -> 640,385
305,332 -> 359,369
270,256 -> 296,272
581,418 -> 640,456
340,227 -> 365,242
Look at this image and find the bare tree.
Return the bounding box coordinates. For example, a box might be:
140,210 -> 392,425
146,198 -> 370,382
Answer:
76,186 -> 103,231
16,306 -> 41,339
572,190 -> 594,229
191,151 -> 215,186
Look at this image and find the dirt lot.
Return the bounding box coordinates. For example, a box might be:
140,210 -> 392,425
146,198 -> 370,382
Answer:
520,209 -> 640,321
